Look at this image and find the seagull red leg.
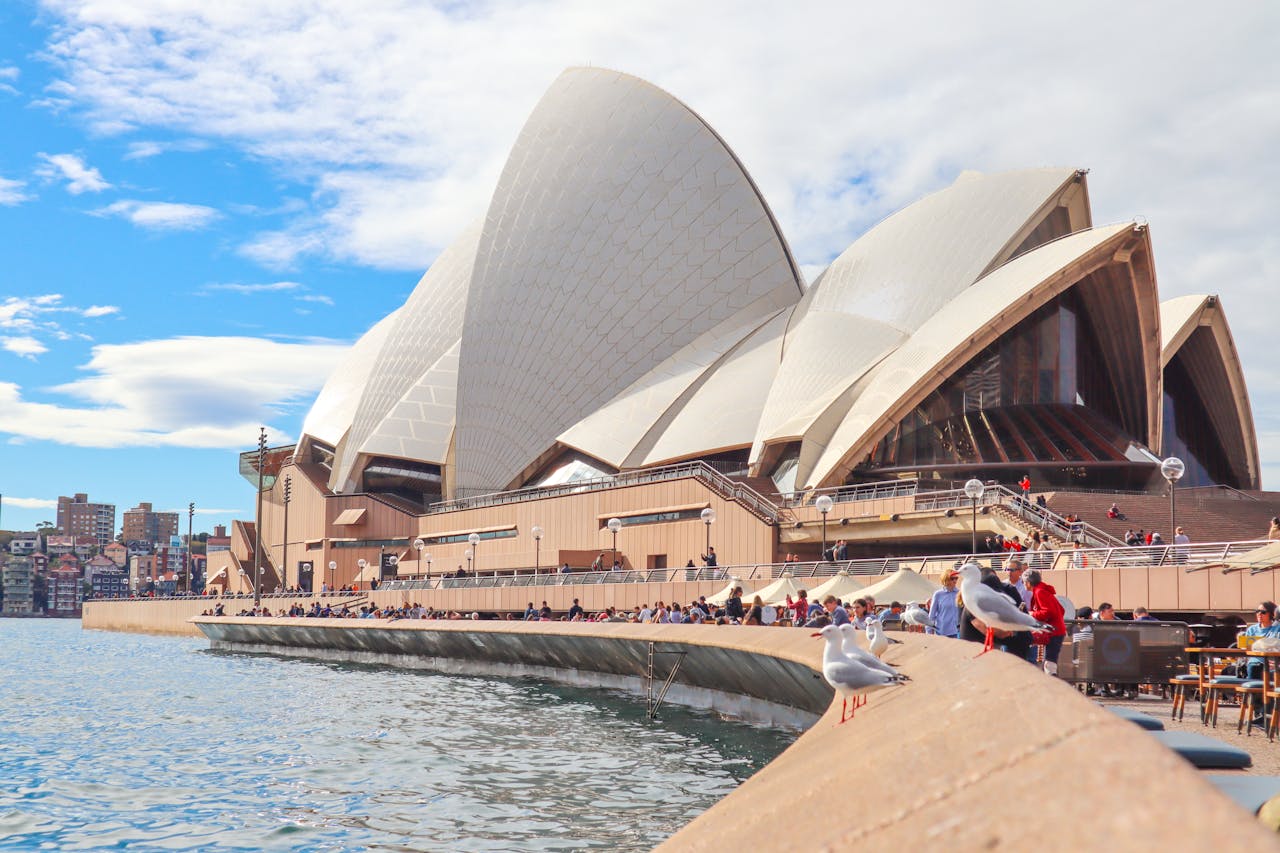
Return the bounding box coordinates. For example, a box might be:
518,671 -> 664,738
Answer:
976,627 -> 994,657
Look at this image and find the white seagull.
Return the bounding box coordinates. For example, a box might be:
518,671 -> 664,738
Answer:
813,624 -> 903,723
865,616 -> 890,659
838,623 -> 906,680
956,562 -> 1051,656
902,601 -> 935,630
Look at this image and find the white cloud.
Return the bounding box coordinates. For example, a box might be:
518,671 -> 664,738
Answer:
0,66 -> 18,80
36,152 -> 111,194
295,293 -> 333,306
0,335 -> 349,448
3,496 -> 57,510
2,336 -> 49,358
202,281 -> 302,294
94,199 -> 220,230
123,138 -> 210,159
0,176 -> 29,205
81,305 -> 120,317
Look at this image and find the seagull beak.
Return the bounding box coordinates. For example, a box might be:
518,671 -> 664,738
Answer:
810,632 -> 822,638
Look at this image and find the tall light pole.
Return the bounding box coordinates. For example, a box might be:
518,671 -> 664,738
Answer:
186,501 -> 194,595
964,478 -> 985,555
253,427 -> 266,608
700,507 -> 716,563
1161,456 -> 1186,537
531,525 -> 544,574
468,532 -> 481,574
413,537 -> 426,580
357,558 -> 367,590
815,495 -> 833,561
464,548 -> 473,573
327,559 -> 336,593
281,475 -> 291,592
607,517 -> 622,570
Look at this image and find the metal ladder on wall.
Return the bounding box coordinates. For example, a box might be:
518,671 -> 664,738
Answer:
644,642 -> 688,720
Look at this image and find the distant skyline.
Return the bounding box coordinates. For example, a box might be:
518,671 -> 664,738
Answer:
2,2 -> 1277,534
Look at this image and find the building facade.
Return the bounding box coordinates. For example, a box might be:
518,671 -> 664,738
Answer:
2,557 -> 34,614
56,493 -> 116,547
122,502 -> 180,547
47,566 -> 82,617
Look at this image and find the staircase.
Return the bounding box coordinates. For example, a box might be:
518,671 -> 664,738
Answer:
988,504 -> 1072,549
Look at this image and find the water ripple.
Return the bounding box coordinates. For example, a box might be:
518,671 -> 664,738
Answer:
0,620 -> 793,851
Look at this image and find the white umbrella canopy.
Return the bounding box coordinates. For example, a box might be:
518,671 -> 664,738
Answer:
1206,541 -> 1280,574
857,569 -> 941,605
748,572 -> 811,605
706,577 -> 752,606
806,570 -> 867,604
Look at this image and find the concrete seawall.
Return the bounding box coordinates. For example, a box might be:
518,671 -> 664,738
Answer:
191,617 -> 1272,850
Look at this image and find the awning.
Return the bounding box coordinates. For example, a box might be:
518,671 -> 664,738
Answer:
1207,541 -> 1280,575
333,508 -> 367,526
424,523 -> 517,539
856,569 -> 941,604
806,570 -> 867,603
706,576 -> 755,606
596,503 -> 708,522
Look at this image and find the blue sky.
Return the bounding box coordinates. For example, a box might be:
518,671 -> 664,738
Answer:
1,1 -> 1277,535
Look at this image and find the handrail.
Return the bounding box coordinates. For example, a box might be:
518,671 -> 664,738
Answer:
777,478 -> 920,508
104,540 -> 1275,599
427,460 -> 782,523
914,484 -> 1125,547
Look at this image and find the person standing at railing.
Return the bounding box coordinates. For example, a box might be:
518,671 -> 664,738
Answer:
1070,542 -> 1089,570
1173,527 -> 1190,564
701,546 -> 718,568
1269,517 -> 1280,541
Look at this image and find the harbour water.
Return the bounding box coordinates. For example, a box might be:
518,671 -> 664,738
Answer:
0,619 -> 795,851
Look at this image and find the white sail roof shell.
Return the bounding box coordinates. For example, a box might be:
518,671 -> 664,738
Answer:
806,223 -> 1134,487
753,168 -> 1085,471
331,223 -> 481,488
298,308 -> 401,449
453,67 -> 802,496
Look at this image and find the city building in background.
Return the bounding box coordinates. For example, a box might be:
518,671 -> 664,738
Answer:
103,542 -> 128,568
45,535 -> 98,559
56,494 -> 116,547
206,525 -> 231,553
2,557 -> 34,614
47,563 -> 82,617
8,533 -> 41,555
122,502 -> 180,547
90,564 -> 128,599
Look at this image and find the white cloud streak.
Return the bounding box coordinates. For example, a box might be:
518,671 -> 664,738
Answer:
0,176 -> 30,204
82,305 -> 120,318
36,152 -> 110,194
2,496 -> 57,510
2,337 -> 48,358
0,335 -> 349,448
203,281 -> 302,294
94,199 -> 220,230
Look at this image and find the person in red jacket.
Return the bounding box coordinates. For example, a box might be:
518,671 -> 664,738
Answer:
1026,569 -> 1067,676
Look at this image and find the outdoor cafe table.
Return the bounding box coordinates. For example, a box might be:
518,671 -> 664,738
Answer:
1185,647 -> 1278,718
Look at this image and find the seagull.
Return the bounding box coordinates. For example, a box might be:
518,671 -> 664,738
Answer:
813,624 -> 903,723
902,601 -> 935,630
956,562 -> 1051,656
865,616 -> 890,659
838,623 -> 907,680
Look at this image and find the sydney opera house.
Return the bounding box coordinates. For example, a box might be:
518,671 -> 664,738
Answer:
208,68 -> 1260,593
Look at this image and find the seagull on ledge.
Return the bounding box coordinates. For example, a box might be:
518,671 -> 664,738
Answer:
865,616 -> 890,659
814,624 -> 903,723
956,562 -> 1051,656
902,601 -> 934,630
838,624 -> 907,680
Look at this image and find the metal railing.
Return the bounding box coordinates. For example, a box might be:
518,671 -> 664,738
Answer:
427,460 -> 781,523
777,478 -> 920,508
914,484 -> 1126,548
104,540 -> 1275,599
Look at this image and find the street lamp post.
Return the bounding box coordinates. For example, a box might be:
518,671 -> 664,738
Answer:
464,549 -> 473,573
253,426 -> 266,608
700,507 -> 716,564
186,501 -> 194,595
357,558 -> 367,590
1161,456 -> 1186,536
281,475 -> 291,592
607,517 -> 622,570
963,479 -> 985,554
815,495 -> 833,561
531,525 -> 544,574
468,532 -> 481,574
413,538 -> 425,580
326,560 -> 336,593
